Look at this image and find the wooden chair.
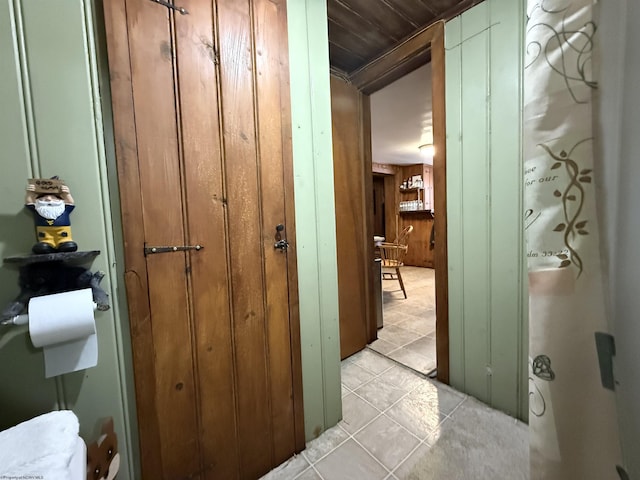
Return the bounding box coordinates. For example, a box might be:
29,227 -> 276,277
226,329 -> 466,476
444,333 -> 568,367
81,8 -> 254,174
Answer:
378,225 -> 413,299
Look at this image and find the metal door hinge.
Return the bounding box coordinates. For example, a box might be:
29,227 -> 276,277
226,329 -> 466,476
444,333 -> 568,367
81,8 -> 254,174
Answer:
149,0 -> 189,15
144,244 -> 203,256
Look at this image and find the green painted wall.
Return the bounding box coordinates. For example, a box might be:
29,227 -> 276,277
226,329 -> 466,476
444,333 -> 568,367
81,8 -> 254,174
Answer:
287,0 -> 343,439
445,0 -> 528,420
0,0 -> 139,478
0,5 -> 341,479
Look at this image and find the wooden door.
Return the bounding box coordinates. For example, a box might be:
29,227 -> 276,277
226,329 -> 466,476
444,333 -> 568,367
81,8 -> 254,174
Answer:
103,1 -> 304,478
330,75 -> 376,359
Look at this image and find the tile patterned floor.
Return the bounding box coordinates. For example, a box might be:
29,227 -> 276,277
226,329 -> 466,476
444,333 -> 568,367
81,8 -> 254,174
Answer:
370,267 -> 436,375
261,349 -> 528,480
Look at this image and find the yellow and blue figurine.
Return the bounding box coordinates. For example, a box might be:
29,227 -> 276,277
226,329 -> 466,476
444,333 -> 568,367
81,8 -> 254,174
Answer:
25,181 -> 78,254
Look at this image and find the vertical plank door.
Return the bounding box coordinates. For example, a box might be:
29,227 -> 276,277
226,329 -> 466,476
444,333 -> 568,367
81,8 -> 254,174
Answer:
103,0 -> 304,478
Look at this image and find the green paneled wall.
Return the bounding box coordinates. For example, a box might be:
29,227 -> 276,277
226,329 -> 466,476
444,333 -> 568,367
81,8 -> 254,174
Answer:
445,0 -> 528,420
287,0 -> 343,439
0,1 -> 138,478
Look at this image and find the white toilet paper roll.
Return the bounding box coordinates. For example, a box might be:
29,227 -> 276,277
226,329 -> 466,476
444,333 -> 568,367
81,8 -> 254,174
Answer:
29,289 -> 98,378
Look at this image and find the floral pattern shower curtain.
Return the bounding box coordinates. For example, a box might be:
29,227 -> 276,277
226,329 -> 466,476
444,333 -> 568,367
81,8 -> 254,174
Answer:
524,1 -> 624,479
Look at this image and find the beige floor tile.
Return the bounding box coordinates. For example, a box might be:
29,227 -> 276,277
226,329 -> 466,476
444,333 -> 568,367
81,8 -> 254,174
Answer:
340,361 -> 375,390
403,336 -> 436,358
387,347 -> 436,375
314,439 -> 388,480
354,415 -> 420,471
259,454 -> 310,480
411,380 -> 466,416
341,393 -> 380,434
351,349 -> 397,374
369,337 -> 399,355
378,325 -> 422,348
386,398 -> 445,440
263,356 -> 527,480
379,365 -> 426,392
382,309 -> 420,326
400,397 -> 528,480
395,315 -> 435,336
302,424 -> 350,464
341,384 -> 350,398
354,377 -> 407,411
392,442 -> 433,479
379,266 -> 438,374
385,380 -> 463,439
296,467 -> 322,480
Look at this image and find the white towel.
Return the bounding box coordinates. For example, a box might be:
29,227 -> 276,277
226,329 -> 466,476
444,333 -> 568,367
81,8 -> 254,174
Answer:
0,410 -> 81,480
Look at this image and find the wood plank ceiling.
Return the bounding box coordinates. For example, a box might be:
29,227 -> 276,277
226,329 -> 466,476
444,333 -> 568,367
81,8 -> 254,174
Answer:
327,0 -> 483,77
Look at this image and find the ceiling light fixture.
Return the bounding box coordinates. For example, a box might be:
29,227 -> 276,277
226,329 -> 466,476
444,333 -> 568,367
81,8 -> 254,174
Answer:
418,143 -> 435,157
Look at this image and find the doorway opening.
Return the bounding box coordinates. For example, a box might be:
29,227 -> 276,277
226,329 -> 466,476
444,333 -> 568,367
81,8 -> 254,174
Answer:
330,20 -> 449,382
368,63 -> 438,376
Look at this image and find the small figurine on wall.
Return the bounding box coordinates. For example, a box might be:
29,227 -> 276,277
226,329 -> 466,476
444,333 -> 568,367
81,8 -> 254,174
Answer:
87,418 -> 120,480
25,177 -> 78,254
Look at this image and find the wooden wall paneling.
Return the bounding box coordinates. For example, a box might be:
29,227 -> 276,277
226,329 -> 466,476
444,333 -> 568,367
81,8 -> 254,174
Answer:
398,164 -> 429,267
400,164 -> 423,182
330,75 -> 369,359
372,162 -> 397,175
399,212 -> 434,268
383,174 -> 399,242
423,165 -> 434,210
372,176 -> 386,236
173,1 -> 238,477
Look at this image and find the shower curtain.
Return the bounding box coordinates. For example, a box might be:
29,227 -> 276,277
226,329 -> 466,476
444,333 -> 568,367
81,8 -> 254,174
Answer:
524,1 -> 624,479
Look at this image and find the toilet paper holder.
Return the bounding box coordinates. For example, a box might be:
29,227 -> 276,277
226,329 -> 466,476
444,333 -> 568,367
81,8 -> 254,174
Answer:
0,302 -> 99,351
2,302 -> 99,327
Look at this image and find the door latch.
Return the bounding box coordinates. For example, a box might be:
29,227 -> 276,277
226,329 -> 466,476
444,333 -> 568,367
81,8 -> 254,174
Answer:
144,244 -> 203,256
274,224 -> 288,252
274,239 -> 289,251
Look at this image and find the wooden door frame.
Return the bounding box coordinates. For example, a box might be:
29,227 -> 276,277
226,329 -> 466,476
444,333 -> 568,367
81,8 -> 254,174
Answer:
102,1 -> 305,475
349,21 -> 450,384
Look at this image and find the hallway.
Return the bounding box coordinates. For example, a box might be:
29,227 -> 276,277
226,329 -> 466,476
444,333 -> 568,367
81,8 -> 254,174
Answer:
371,267 -> 437,375
261,349 -> 528,479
